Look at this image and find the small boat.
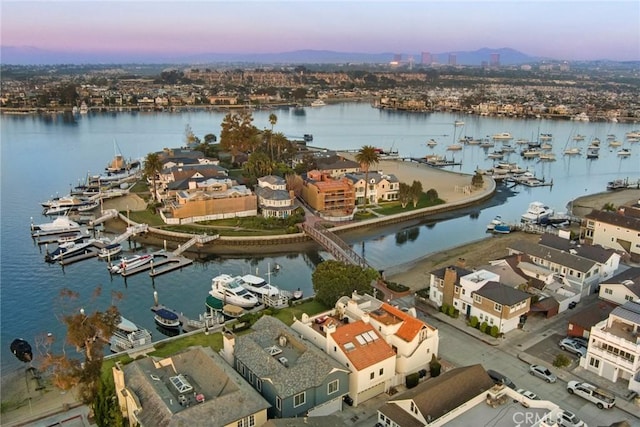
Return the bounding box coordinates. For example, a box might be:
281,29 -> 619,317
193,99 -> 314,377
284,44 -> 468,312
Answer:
563,147 -> 581,155
76,200 -> 99,212
539,133 -> 553,141
617,148 -> 631,157
45,239 -> 97,263
10,338 -> 33,363
292,288 -> 303,300
31,216 -> 82,237
521,148 -> 541,158
586,147 -> 600,159
607,179 -> 629,190
573,134 -> 586,141
606,134 -> 616,140
486,216 -> 503,231
426,139 -> 438,147
210,274 -> 260,308
446,143 -> 463,151
538,153 -> 556,161
492,132 -> 513,140
310,99 -> 326,107
608,140 -> 622,147
540,142 -> 553,151
98,243 -> 122,259
625,130 -> 640,139
109,254 -> 154,274
494,223 -> 511,234
487,151 -> 504,160
153,308 -> 181,330
110,316 -> 152,353
454,120 -> 464,126
479,139 -> 495,148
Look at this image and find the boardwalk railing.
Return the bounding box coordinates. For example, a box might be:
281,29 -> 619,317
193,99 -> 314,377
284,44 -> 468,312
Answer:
302,223 -> 371,270
173,234 -> 219,256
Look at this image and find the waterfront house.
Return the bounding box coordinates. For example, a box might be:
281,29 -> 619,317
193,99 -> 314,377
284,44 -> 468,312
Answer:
581,301 -> 640,394
344,171 -> 400,205
507,234 -> 621,297
582,202 -> 640,262
255,175 -> 297,219
315,155 -> 361,179
598,267 -> 640,306
301,170 -> 356,221
113,346 -> 270,427
221,316 -> 351,419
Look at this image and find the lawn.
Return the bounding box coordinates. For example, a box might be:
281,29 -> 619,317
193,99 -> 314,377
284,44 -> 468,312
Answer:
373,195 -> 445,216
149,332 -> 223,357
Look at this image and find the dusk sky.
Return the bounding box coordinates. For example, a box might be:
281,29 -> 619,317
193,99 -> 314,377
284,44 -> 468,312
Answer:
1,1 -> 639,62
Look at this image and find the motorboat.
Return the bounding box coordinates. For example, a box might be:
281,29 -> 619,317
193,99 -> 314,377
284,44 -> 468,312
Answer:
110,316 -> 152,353
608,140 -> 622,147
486,216 -> 503,231
210,274 -> 260,308
520,148 -> 541,158
57,232 -> 85,244
153,308 -> 181,330
617,148 -> 631,157
607,179 -> 629,190
479,139 -> 495,148
492,132 -> 513,140
454,120 -> 464,127
573,134 -> 586,141
310,99 -> 326,107
45,239 -> 97,263
563,147 -> 581,155
446,143 -> 463,151
521,202 -> 554,224
487,151 -> 504,160
538,153 -> 556,161
238,273 -> 280,297
31,216 -> 82,237
109,254 -> 154,274
98,243 -> 123,259
426,139 -> 438,147
625,130 -> 640,139
494,223 -> 511,234
539,133 -> 553,141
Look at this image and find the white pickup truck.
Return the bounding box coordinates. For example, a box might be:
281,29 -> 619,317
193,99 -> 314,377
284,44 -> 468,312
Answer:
567,380 -> 616,409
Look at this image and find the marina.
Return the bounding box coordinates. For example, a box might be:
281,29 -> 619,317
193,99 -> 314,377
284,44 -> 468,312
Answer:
3,103 -> 640,377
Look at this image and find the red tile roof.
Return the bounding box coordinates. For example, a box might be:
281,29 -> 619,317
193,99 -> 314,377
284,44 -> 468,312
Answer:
331,320 -> 396,370
381,303 -> 427,342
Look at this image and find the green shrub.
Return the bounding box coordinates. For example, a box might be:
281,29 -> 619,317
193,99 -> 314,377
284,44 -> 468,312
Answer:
453,308 -> 460,319
440,304 -> 449,314
386,281 -> 410,293
447,305 -> 456,317
405,372 -> 420,389
469,316 -> 479,328
553,353 -> 571,368
479,322 -> 488,333
429,354 -> 441,378
415,288 -> 430,299
489,326 -> 500,337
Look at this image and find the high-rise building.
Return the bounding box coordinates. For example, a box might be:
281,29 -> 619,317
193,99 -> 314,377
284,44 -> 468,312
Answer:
421,52 -> 432,65
448,53 -> 457,66
490,53 -> 500,67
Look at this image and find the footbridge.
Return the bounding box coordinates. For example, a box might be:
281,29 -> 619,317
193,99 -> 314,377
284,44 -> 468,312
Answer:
89,209 -> 119,226
111,223 -> 149,244
302,223 -> 371,270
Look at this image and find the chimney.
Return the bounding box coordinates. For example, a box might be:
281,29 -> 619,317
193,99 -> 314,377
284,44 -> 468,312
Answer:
456,257 -> 466,268
221,330 -> 235,365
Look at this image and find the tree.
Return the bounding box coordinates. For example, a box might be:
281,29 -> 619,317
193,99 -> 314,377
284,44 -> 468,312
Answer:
268,113 -> 278,159
355,145 -> 380,208
143,152 -> 163,202
398,182 -> 411,208
285,173 -> 304,197
311,260 -> 379,307
471,171 -> 484,188
184,124 -> 199,147
244,151 -> 273,183
94,375 -> 124,427
220,110 -> 259,164
40,288 -> 121,405
429,354 -> 442,377
410,180 -> 423,207
425,188 -> 439,203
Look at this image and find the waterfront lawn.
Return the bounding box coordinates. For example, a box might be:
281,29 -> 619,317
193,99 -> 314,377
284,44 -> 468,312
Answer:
373,195 -> 444,216
127,210 -> 166,226
150,332 -> 223,357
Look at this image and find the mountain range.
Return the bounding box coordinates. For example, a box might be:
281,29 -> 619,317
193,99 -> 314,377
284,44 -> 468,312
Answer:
1,46 -> 544,66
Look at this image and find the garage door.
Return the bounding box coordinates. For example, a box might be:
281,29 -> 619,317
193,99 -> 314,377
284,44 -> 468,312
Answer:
357,381 -> 385,405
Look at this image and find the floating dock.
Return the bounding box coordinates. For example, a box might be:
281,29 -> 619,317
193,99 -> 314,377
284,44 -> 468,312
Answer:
148,256 -> 193,277
58,247 -> 101,266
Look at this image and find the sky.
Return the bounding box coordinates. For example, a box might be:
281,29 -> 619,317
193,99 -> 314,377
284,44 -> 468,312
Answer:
1,0 -> 639,63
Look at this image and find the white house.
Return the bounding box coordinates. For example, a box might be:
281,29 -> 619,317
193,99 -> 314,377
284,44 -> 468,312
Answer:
582,203 -> 640,262
598,267 -> 640,306
582,301 -> 640,393
255,175 -> 296,218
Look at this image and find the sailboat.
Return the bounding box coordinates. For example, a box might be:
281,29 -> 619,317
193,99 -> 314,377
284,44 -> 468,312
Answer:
93,140 -> 141,183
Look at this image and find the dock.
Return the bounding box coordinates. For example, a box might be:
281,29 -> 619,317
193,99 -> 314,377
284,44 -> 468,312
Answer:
150,304 -> 223,333
58,247 -> 101,266
148,256 -> 194,277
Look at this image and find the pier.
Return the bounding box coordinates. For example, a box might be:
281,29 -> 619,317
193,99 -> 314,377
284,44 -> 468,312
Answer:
148,256 -> 193,277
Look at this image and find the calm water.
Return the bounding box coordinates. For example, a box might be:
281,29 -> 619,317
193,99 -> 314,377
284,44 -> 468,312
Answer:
2,103 -> 639,375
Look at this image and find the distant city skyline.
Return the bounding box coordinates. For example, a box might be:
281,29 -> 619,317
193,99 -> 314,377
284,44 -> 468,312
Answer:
1,1 -> 638,64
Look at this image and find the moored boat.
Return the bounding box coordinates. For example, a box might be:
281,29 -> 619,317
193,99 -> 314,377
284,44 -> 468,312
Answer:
98,243 -> 123,259
210,274 -> 260,308
494,223 -> 511,234
110,316 -> 152,353
238,273 -> 280,297
153,308 -> 181,330
31,216 -> 82,237
109,254 -> 154,274
426,139 -> 438,147
521,201 -> 554,224
492,132 -> 513,140
617,148 -> 631,157
486,216 -> 503,231
45,239 -> 97,263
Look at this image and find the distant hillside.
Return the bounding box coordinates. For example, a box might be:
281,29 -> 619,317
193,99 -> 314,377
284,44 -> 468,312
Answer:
0,46 -> 550,66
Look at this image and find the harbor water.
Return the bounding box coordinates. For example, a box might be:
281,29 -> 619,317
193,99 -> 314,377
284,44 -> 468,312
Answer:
1,103 -> 639,376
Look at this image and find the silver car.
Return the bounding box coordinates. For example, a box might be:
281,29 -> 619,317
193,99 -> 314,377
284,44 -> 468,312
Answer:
529,364 -> 557,383
559,337 -> 587,357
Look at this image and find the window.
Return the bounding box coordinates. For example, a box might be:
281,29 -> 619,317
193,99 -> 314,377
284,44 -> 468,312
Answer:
256,378 -> 262,392
605,288 -> 613,295
625,295 -> 634,301
454,285 -> 460,294
276,396 -> 281,410
379,368 -> 384,376
462,288 -> 466,295
494,303 -> 502,312
474,294 -> 482,303
294,392 -> 306,408
237,415 -> 256,427
370,372 -> 375,380
589,357 -> 600,368
328,379 -> 339,395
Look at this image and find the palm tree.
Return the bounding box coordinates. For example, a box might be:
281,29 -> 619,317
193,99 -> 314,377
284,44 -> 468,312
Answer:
355,145 -> 380,208
143,152 -> 163,202
268,113 -> 277,160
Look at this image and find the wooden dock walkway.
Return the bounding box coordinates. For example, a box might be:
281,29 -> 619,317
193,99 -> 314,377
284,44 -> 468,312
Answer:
149,256 -> 193,277
302,222 -> 371,270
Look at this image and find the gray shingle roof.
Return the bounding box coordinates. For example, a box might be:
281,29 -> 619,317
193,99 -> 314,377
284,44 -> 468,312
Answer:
539,234 -> 617,264
430,265 -> 473,280
586,209 -> 640,232
600,267 -> 640,296
508,239 -> 596,272
234,316 -> 349,398
611,301 -> 640,325
474,281 -> 531,305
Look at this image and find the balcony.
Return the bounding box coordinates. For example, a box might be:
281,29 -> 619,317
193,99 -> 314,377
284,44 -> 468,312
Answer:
589,346 -> 638,371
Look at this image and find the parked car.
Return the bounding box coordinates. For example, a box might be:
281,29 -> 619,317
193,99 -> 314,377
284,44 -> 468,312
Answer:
557,409 -> 586,427
342,395 -> 353,406
515,388 -> 539,408
487,369 -> 516,389
567,380 -> 616,409
529,364 -> 557,383
559,337 -> 587,357
572,336 -> 589,347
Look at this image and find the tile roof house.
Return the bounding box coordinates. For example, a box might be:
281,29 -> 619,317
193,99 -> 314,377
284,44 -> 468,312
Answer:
301,171 -> 356,221
376,364 -> 497,427
598,267 -> 640,306
581,301 -> 640,394
255,175 -> 297,218
507,233 -> 621,297
112,346 -> 270,427
221,316 -> 351,419
344,171 -> 400,205
582,202 -> 640,262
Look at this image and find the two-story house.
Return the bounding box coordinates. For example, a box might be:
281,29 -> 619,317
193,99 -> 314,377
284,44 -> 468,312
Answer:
301,170 -> 356,221
598,267 -> 640,306
315,155 -> 361,178
582,201 -> 640,262
582,301 -> 640,394
507,233 -> 621,297
254,175 -> 297,218
221,316 -> 351,418
344,172 -> 400,205
113,346 -> 270,427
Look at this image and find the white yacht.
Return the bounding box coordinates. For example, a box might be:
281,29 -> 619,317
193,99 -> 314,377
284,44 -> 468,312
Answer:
492,132 -> 513,140
521,202 -> 554,224
238,273 -> 280,297
210,274 -> 260,308
31,216 -> 81,237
